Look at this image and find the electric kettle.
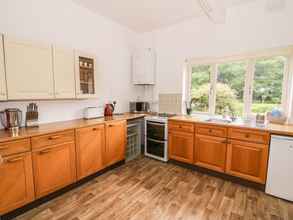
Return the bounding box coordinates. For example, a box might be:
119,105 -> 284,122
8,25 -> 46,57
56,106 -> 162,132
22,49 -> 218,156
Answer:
0,108 -> 22,130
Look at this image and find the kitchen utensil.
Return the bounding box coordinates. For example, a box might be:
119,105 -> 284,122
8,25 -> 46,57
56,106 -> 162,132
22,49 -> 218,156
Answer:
25,103 -> 39,127
104,101 -> 116,117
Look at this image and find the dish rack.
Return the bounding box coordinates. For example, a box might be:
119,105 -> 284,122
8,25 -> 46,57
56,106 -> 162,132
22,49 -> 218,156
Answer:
126,119 -> 142,161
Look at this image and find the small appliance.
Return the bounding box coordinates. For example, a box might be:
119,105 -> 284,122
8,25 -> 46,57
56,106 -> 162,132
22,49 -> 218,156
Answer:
0,108 -> 22,130
129,101 -> 150,113
83,107 -> 103,119
104,101 -> 116,117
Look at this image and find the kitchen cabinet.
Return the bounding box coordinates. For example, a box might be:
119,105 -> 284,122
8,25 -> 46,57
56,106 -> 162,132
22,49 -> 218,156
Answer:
75,124 -> 105,180
105,120 -> 126,166
226,140 -> 269,184
0,140 -> 34,215
4,36 -> 54,100
53,47 -> 76,99
0,34 -> 7,100
32,130 -> 76,198
169,130 -> 194,164
132,48 -> 155,85
195,134 -> 227,172
75,51 -> 97,98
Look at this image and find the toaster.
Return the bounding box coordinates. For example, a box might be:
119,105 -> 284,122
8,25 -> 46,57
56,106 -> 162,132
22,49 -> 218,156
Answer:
83,107 -> 103,119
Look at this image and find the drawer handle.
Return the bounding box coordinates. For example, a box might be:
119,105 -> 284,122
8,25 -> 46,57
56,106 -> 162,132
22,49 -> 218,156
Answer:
92,127 -> 97,131
209,129 -> 212,133
221,140 -> 227,144
6,157 -> 23,163
48,135 -> 61,140
39,148 -> 53,154
178,125 -> 182,128
245,134 -> 250,138
0,146 -> 8,150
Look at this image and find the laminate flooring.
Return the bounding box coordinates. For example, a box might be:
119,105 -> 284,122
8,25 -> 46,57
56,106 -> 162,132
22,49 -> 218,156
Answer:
15,157 -> 293,220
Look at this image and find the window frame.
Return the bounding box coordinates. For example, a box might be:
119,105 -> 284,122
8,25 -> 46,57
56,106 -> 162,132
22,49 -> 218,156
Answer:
186,46 -> 293,118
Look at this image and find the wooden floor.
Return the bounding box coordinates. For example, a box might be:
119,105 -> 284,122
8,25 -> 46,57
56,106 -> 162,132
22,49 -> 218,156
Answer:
15,157 -> 293,220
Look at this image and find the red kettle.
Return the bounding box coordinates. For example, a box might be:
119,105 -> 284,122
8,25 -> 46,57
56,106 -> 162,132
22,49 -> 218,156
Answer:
104,101 -> 116,117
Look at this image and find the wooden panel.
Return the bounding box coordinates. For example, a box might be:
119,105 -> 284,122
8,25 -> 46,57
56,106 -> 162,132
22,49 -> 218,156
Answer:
196,124 -> 227,137
195,134 -> 227,172
0,152 -> 35,215
105,120 -> 126,167
53,47 -> 76,99
76,124 -> 105,180
168,130 -> 194,164
4,35 -> 54,100
228,128 -> 269,144
226,140 -> 269,184
168,121 -> 194,133
31,130 -> 74,150
32,142 -> 76,198
0,34 -> 7,100
0,138 -> 31,157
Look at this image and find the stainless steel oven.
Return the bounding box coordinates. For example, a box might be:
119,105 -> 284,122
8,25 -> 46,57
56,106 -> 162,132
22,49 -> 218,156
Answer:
144,117 -> 168,162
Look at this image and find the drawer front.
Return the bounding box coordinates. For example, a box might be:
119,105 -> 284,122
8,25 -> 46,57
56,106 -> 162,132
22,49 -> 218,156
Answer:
228,128 -> 269,144
168,121 -> 194,133
31,130 -> 75,150
196,124 -> 227,137
0,139 -> 31,156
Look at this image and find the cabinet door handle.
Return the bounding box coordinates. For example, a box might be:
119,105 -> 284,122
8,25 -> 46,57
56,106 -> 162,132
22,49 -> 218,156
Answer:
221,140 -> 227,144
48,135 -> 61,140
92,127 -> 97,131
0,146 -> 8,150
6,156 -> 23,163
209,129 -> 212,133
39,148 -> 53,154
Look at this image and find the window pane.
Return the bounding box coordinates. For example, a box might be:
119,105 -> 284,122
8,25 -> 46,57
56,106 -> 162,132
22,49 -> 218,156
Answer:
191,65 -> 211,112
215,62 -> 246,116
252,56 -> 286,114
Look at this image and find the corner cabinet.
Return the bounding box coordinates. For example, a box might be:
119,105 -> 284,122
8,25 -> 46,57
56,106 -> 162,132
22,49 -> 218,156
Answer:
105,120 -> 126,166
53,47 -> 76,99
75,51 -> 97,98
0,34 -> 7,100
4,36 -> 54,100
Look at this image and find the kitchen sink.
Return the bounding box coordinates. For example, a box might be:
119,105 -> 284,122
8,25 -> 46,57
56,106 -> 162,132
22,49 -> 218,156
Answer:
205,118 -> 232,124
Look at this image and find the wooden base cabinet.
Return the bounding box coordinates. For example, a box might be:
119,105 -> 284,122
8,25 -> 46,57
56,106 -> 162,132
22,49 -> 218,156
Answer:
32,141 -> 76,198
0,153 -> 35,215
195,135 -> 227,173
168,131 -> 194,164
76,125 -> 105,180
105,120 -> 126,166
226,140 -> 269,184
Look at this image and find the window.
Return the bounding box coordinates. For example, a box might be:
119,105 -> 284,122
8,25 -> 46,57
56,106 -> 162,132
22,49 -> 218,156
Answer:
189,52 -> 290,118
191,65 -> 211,112
216,62 -> 246,116
252,56 -> 286,114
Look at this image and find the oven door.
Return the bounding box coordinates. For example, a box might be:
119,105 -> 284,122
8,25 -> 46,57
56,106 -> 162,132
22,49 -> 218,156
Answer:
146,137 -> 166,158
146,121 -> 166,141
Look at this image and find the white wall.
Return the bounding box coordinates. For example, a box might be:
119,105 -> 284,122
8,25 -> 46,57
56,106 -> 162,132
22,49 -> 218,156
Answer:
0,0 -> 143,126
138,0 -> 293,111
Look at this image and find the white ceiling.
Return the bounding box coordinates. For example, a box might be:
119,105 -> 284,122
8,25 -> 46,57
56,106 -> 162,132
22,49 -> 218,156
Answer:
72,0 -> 255,32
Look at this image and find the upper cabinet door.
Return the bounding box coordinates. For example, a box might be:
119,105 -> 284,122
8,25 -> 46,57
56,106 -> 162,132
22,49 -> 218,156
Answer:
53,47 -> 75,99
0,35 -> 7,100
75,51 -> 97,99
4,36 -> 54,100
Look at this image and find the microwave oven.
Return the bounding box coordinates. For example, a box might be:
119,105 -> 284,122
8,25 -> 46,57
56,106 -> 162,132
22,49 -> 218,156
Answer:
129,102 -> 150,112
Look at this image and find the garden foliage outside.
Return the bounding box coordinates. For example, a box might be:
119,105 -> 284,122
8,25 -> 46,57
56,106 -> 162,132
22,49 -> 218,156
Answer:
191,56 -> 285,117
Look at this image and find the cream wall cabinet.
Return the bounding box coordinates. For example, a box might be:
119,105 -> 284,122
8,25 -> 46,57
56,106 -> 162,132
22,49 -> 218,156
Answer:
53,47 -> 76,99
75,51 -> 97,99
0,34 -> 7,100
4,36 -> 54,100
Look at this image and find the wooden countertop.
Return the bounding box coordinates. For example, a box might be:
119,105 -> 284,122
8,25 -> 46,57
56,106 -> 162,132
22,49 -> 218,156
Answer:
169,115 -> 293,136
0,113 -> 145,143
